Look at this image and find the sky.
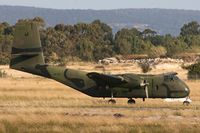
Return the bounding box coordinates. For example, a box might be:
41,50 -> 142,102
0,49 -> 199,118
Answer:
0,0 -> 199,10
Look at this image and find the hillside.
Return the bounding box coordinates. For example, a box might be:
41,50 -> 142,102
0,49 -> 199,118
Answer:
1,6 -> 200,35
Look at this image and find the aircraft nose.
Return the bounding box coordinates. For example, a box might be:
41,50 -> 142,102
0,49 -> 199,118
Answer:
184,87 -> 190,97
169,78 -> 190,98
178,80 -> 190,97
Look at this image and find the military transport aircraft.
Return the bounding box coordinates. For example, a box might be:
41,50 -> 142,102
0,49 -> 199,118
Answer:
10,22 -> 190,105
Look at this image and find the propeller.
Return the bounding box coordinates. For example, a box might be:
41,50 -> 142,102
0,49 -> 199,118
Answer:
144,83 -> 149,98
140,80 -> 149,99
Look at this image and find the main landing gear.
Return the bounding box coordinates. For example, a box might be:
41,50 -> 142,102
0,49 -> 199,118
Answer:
108,98 -> 136,104
108,88 -> 116,104
107,88 -> 136,104
127,98 -> 136,104
108,99 -> 116,104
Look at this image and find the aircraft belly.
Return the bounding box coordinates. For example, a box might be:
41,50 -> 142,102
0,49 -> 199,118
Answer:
82,87 -> 111,97
100,87 -> 148,98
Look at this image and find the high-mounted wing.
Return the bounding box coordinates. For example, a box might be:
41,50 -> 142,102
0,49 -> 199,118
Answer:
87,72 -> 127,87
163,72 -> 178,76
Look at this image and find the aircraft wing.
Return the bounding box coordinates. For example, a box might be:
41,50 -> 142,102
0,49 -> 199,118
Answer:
87,72 -> 127,86
163,72 -> 178,76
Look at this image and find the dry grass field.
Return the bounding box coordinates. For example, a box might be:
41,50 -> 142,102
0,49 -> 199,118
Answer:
0,63 -> 200,133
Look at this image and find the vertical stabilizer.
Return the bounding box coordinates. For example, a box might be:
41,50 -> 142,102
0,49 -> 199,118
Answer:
10,22 -> 45,75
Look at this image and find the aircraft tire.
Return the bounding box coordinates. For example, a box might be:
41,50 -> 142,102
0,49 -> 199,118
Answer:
108,99 -> 116,104
127,99 -> 136,104
183,101 -> 190,106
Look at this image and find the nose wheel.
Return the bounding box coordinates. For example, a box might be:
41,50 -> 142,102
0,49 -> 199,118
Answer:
127,98 -> 136,104
183,101 -> 190,106
183,97 -> 191,106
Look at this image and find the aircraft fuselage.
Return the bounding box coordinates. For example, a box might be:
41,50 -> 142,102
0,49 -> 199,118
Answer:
20,65 -> 189,99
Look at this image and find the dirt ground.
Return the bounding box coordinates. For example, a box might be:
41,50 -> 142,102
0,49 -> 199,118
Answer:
0,63 -> 200,133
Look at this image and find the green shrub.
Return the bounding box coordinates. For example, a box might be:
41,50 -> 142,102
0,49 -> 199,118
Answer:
0,53 -> 10,65
0,69 -> 7,78
138,61 -> 152,73
184,62 -> 200,79
148,46 -> 167,58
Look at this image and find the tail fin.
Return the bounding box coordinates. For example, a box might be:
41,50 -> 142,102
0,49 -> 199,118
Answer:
10,22 -> 45,75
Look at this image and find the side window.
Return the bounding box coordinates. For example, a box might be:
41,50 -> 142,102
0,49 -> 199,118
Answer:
164,75 -> 174,81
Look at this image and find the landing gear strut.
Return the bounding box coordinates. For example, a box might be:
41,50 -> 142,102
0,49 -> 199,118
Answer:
127,98 -> 136,104
143,98 -> 145,102
108,88 -> 116,104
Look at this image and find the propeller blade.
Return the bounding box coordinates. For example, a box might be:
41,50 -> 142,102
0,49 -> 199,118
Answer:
145,85 -> 149,98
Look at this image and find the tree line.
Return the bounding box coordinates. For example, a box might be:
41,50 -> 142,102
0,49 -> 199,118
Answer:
1,17 -> 200,65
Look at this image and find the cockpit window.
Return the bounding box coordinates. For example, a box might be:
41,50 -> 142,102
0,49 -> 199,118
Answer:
164,75 -> 179,81
173,76 -> 179,80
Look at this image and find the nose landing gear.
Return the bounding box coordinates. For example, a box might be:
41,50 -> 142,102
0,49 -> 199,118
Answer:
183,97 -> 191,106
183,101 -> 190,106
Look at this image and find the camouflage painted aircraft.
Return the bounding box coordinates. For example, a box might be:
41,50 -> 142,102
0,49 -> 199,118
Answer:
10,22 -> 190,105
